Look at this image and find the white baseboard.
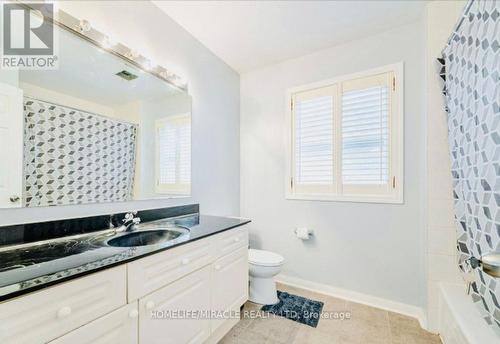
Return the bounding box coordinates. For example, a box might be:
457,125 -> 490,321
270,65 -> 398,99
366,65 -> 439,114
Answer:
275,274 -> 427,330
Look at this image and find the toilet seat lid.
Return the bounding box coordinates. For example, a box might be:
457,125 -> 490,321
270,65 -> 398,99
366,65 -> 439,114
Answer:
249,249 -> 284,267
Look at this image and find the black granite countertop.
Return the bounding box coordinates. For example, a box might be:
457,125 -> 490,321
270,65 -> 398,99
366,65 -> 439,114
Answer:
0,213 -> 250,302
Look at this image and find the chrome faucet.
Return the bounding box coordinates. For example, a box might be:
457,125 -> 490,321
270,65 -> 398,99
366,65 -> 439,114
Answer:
115,212 -> 141,233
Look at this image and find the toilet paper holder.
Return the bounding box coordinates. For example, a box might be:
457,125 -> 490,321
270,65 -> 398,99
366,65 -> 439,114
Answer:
294,228 -> 313,238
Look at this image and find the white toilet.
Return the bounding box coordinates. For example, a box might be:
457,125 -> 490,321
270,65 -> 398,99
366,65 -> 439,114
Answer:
248,249 -> 284,305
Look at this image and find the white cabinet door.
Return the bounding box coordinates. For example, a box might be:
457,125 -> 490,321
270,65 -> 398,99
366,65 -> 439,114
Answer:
0,266 -> 127,344
139,266 -> 211,344
0,82 -> 23,208
49,303 -> 138,344
211,246 -> 249,332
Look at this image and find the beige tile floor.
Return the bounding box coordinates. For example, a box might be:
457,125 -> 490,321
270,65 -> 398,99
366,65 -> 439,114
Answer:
220,283 -> 441,344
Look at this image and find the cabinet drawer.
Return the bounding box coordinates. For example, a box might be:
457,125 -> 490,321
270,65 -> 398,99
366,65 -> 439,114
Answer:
49,303 -> 138,344
139,266 -> 211,344
0,266 -> 126,344
214,226 -> 248,258
127,239 -> 215,301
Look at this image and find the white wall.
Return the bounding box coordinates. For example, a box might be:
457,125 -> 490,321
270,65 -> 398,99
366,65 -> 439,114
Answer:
0,70 -> 18,88
424,0 -> 466,333
0,0 -> 240,225
240,22 -> 426,308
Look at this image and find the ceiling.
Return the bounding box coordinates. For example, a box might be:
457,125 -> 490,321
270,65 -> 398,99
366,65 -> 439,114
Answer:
154,0 -> 425,73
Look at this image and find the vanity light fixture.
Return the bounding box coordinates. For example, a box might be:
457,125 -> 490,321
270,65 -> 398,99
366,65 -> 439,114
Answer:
142,59 -> 154,71
102,35 -> 118,49
78,19 -> 91,33
126,49 -> 140,60
158,69 -> 186,88
172,76 -> 188,88
19,3 -> 188,92
165,71 -> 176,79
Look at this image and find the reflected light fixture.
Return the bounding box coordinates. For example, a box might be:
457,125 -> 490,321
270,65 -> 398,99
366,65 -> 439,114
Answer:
126,49 -> 140,60
143,59 -> 156,71
102,35 -> 117,49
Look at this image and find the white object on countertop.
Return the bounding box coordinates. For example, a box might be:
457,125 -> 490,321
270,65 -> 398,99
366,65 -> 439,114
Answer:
248,249 -> 284,305
295,227 -> 312,240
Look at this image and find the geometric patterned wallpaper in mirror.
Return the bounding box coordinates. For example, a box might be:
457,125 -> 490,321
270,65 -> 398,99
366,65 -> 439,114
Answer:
442,0 -> 500,334
24,97 -> 137,207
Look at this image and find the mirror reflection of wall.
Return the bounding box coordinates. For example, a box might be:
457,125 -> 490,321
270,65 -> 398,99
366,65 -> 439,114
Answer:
138,93 -> 192,199
0,19 -> 191,208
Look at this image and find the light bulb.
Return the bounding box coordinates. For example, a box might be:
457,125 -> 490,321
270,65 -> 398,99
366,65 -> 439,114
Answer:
173,76 -> 187,88
78,19 -> 91,33
102,36 -> 117,49
143,59 -> 156,71
126,49 -> 139,60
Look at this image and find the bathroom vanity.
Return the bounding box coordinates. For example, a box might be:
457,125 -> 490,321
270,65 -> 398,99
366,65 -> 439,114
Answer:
0,206 -> 250,344
0,5 -> 250,344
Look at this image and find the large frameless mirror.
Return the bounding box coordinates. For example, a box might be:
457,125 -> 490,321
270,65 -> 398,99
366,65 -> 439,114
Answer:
0,5 -> 191,208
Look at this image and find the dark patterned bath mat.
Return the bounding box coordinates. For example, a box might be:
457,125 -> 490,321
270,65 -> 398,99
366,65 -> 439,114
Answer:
261,290 -> 324,327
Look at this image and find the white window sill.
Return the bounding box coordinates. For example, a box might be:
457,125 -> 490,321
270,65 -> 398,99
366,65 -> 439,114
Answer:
285,193 -> 404,204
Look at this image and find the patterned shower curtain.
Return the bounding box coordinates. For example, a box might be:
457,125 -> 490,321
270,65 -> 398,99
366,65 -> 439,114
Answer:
441,0 -> 500,333
24,97 -> 138,207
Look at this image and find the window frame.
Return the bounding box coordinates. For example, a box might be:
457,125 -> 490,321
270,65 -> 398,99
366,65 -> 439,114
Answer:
154,113 -> 191,196
285,63 -> 404,204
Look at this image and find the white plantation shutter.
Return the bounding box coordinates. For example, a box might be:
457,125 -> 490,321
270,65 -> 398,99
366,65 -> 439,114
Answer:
155,114 -> 191,195
341,73 -> 394,197
289,67 -> 401,202
292,86 -> 336,194
342,76 -> 390,186
158,124 -> 177,185
178,122 -> 191,185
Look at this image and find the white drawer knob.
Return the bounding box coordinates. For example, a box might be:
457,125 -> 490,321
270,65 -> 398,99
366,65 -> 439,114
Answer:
57,306 -> 72,319
146,301 -> 155,310
129,309 -> 139,318
181,258 -> 190,265
233,237 -> 240,243
214,264 -> 222,271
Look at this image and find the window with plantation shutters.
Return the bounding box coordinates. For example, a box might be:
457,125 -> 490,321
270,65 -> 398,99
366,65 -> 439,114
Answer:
287,64 -> 402,203
155,114 -> 191,195
292,85 -> 336,195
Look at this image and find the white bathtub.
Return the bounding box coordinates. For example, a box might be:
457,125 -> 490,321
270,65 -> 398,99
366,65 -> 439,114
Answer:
438,283 -> 499,344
